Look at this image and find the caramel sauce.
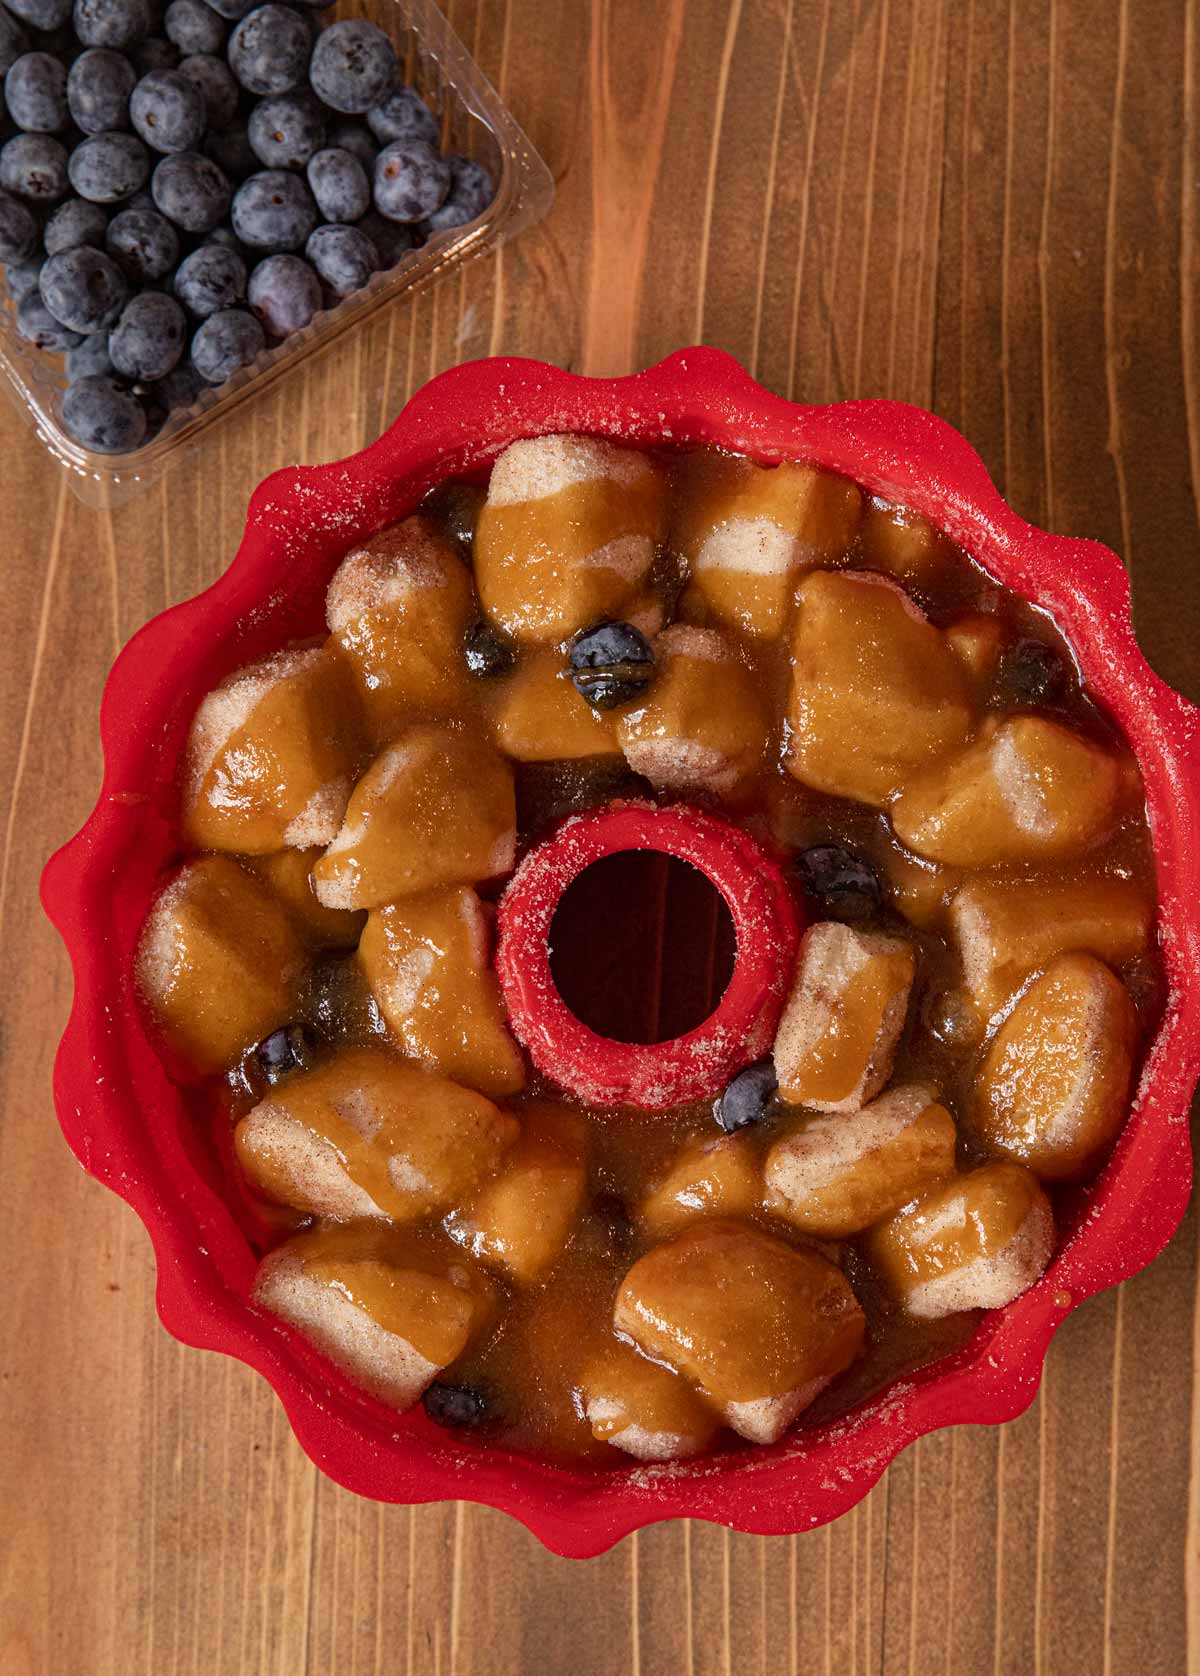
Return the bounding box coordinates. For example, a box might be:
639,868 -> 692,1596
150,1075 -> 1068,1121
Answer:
780,947 -> 915,1107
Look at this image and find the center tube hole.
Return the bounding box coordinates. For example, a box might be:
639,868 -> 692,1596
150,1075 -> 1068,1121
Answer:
548,851 -> 737,1046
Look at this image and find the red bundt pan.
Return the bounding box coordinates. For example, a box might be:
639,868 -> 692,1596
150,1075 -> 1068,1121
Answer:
41,350 -> 1200,1558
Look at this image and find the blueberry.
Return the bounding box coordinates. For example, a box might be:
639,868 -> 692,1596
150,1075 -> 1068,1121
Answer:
173,235 -> 243,313
230,166 -> 314,249
105,201 -> 178,277
428,480 -> 483,550
4,0 -> 70,31
69,130 -> 151,201
326,117 -> 375,169
463,617 -> 514,679
130,65 -> 204,150
0,131 -> 68,199
74,0 -> 151,50
65,326 -> 113,378
304,220 -> 375,298
5,254 -> 43,300
134,35 -> 181,74
109,288 -> 184,376
163,0 -> 223,54
305,144 -> 367,220
6,51 -> 68,131
366,83 -> 435,147
151,147 -> 228,228
246,248 -> 317,334
45,194 -> 109,252
308,18 -> 394,115
423,154 -> 492,233
247,88 -> 324,169
997,638 -> 1069,706
196,0 -> 254,21
254,1021 -> 315,1082
422,1382 -> 488,1428
0,9 -> 31,78
373,137 -> 448,223
150,357 -> 202,408
354,206 -> 411,267
794,843 -> 882,924
228,2 -> 308,95
16,288 -> 82,346
176,51 -> 236,127
203,119 -> 255,178
586,1192 -> 634,1259
0,184 -> 39,257
568,620 -> 655,709
40,242 -> 128,330
713,1056 -> 778,1133
61,371 -> 147,450
67,48 -> 136,134
190,301 -> 261,380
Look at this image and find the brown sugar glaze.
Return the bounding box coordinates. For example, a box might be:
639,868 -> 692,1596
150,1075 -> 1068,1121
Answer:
213,447 -> 1162,1465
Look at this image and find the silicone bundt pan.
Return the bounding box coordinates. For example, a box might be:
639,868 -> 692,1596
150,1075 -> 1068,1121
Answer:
41,349 -> 1200,1557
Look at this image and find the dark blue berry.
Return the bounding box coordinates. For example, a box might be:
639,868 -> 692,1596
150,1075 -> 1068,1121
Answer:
0,131 -> 69,199
795,844 -> 882,923
326,117 -> 375,169
366,84 -> 435,147
568,620 -> 655,709
150,147 -> 228,228
163,0 -> 223,54
4,0 -> 70,32
246,87 -> 324,168
305,144 -> 367,220
40,242 -> 128,329
423,154 -> 492,233
108,286 -> 184,377
308,18 -> 394,115
173,235 -> 243,313
0,9 -> 31,77
74,0 -> 150,50
67,48 -> 136,134
190,301 -> 261,380
230,165 -> 314,248
104,201 -> 178,278
150,357 -> 201,407
17,288 -> 83,347
713,1056 -> 778,1132
130,65 -> 204,151
65,326 -> 113,378
0,184 -> 39,257
246,248 -> 317,334
68,130 -> 151,201
176,51 -> 236,127
373,137 -> 448,223
463,617 -> 514,679
304,219 -> 375,297
227,2 -> 308,95
61,371 -> 147,450
422,1382 -> 488,1428
5,254 -> 44,300
997,638 -> 1069,706
196,0 -> 254,20
255,1021 -> 315,1082
134,34 -> 181,72
354,206 -> 412,267
44,194 -> 109,252
6,51 -> 68,131
203,121 -> 255,178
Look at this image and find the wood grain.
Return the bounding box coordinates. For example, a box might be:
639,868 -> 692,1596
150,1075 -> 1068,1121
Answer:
2,0 -> 1198,1671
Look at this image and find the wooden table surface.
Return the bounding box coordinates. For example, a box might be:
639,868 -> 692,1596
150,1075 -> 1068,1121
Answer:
3,0 -> 1199,1671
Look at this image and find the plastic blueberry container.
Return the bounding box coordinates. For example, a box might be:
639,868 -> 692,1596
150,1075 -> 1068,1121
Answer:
0,0 -> 553,508
41,350 -> 1200,1556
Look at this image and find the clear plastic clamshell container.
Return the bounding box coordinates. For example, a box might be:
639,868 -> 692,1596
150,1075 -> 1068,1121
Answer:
0,0 -> 553,506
